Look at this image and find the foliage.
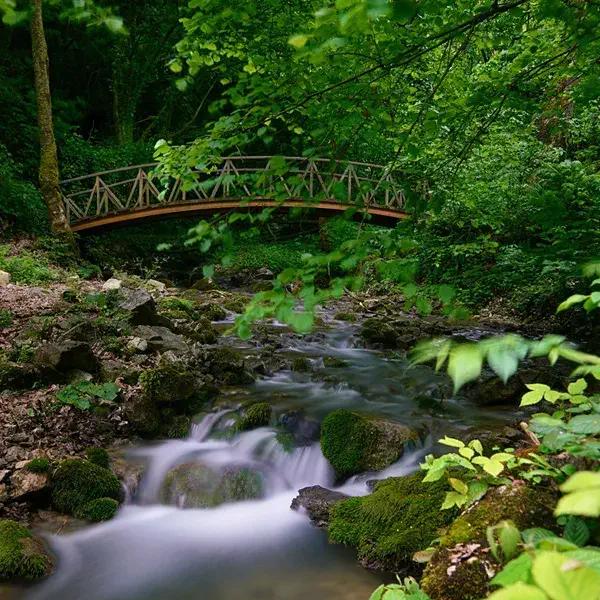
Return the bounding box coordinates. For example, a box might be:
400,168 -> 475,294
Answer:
370,578 -> 431,600
25,458 -> 50,474
236,402 -> 272,431
0,244 -> 59,284
55,381 -> 119,411
85,447 -> 110,469
0,309 -> 12,329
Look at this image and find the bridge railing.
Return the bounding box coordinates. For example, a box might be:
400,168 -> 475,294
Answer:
59,156 -> 406,225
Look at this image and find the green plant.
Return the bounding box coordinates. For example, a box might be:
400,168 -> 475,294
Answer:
370,577 -> 431,600
55,381 -> 119,411
25,458 -> 50,474
85,447 -> 110,469
0,520 -> 52,580
0,309 -> 12,328
0,244 -> 59,284
74,497 -> 119,522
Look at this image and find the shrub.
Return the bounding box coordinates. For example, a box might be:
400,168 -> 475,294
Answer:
0,245 -> 59,285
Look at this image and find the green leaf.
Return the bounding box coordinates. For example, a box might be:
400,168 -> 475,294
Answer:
532,551 -> 600,600
563,517 -> 590,547
555,490 -> 600,517
487,582 -> 548,600
521,385 -> 550,407
561,472 -> 600,493
289,34 -> 309,49
449,477 -> 468,495
441,490 -> 467,509
447,344 -> 483,392
488,346 -> 519,383
568,379 -> 588,395
439,435 -> 464,449
522,528 -> 557,546
492,553 -> 534,587
568,414 -> 600,435
557,295 -> 588,313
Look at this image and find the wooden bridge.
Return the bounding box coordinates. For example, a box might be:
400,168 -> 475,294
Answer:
59,156 -> 409,232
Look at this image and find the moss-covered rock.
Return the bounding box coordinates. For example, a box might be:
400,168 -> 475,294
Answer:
51,459 -> 123,516
139,363 -> 196,404
421,482 -> 557,600
0,520 -> 53,581
320,409 -> 416,479
196,302 -> 227,322
26,458 -> 51,474
85,447 -> 110,469
291,357 -> 311,372
75,497 -> 119,522
237,402 -> 272,431
165,415 -> 192,439
328,473 -> 456,571
222,294 -> 248,314
161,463 -> 263,508
206,347 -> 254,385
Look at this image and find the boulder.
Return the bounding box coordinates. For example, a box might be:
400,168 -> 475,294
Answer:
126,336 -> 148,354
421,482 -> 557,600
0,520 -> 53,581
327,473 -> 455,571
161,462 -> 263,508
133,325 -> 188,354
9,469 -> 50,501
101,278 -> 122,291
203,347 -> 254,385
196,302 -> 227,322
236,402 -> 272,431
35,340 -> 99,374
138,361 -> 196,404
320,409 -> 417,480
146,279 -> 166,293
279,411 -> 321,446
122,388 -> 161,437
0,270 -> 10,286
118,288 -> 159,325
291,486 -> 349,527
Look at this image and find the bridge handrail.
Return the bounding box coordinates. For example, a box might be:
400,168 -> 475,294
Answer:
59,156 -> 395,185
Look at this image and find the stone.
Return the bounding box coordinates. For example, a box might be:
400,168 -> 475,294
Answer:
34,341 -> 99,374
9,469 -> 50,501
279,411 -> 321,446
0,270 -> 10,286
101,278 -> 122,291
133,325 -> 188,354
126,336 -> 148,354
291,486 -> 349,528
146,279 -> 167,292
118,288 -> 157,325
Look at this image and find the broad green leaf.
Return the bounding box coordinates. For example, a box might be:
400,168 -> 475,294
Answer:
441,490 -> 467,509
439,435 -> 464,448
563,517 -> 590,547
492,552 -> 533,587
522,528 -> 557,546
568,414 -> 600,435
447,344 -> 483,391
487,582 -> 548,600
560,472 -> 600,493
532,551 -> 600,600
567,379 -> 588,395
469,439 -> 484,455
557,295 -> 588,313
555,490 -> 600,517
458,446 -> 475,459
449,477 -> 468,495
488,346 -> 519,383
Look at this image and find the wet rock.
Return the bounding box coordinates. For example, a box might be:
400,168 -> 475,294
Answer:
291,357 -> 311,372
291,486 -> 349,528
161,462 -> 263,508
176,317 -> 218,345
320,409 -> 417,479
0,519 -> 53,581
196,302 -> 227,322
0,270 -> 10,286
118,288 -> 167,326
138,361 -> 196,404
279,411 -> 321,446
101,278 -> 122,291
421,482 -> 557,600
133,325 -> 188,354
34,341 -> 99,375
126,336 -> 148,354
122,388 -> 161,437
203,347 -> 254,385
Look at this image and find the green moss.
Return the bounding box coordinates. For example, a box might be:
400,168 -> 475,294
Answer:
320,409 -> 414,479
222,295 -> 248,314
440,483 -> 556,548
0,520 -> 53,581
85,447 -> 110,469
139,364 -> 196,404
196,302 -> 227,322
291,357 -> 311,372
158,296 -> 195,320
26,458 -> 50,474
75,497 -> 119,522
165,415 -> 192,439
237,402 -> 272,431
51,459 -> 123,516
0,309 -> 13,328
328,473 -> 456,571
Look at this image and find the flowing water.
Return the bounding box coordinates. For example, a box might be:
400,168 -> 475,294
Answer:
16,317 -> 520,600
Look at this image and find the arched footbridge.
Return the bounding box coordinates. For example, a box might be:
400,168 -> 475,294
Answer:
60,156 -> 409,232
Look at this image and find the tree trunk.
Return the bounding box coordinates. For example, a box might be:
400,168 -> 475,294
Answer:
31,0 -> 70,234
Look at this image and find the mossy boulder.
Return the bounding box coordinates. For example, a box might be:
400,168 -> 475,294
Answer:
51,459 -> 123,517
139,363 -> 196,404
0,520 -> 53,581
205,347 -> 254,385
161,463 -> 263,508
328,473 -> 456,571
196,302 -> 227,322
320,409 -> 416,479
85,447 -> 110,469
421,482 -> 557,600
237,402 -> 272,431
74,497 -> 119,522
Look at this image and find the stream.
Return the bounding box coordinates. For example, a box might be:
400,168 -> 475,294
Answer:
17,316 -> 520,600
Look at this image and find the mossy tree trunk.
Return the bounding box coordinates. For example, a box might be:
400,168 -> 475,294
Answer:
30,0 -> 71,234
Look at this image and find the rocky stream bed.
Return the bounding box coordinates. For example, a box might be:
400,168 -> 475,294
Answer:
0,271 -> 568,600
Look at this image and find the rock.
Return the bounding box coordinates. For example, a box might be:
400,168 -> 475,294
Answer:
51,459 -> 123,517
9,469 -> 50,501
421,482 -> 557,600
146,279 -> 166,293
118,288 -> 158,325
122,388 -> 161,437
196,302 -> 227,322
139,362 -> 196,404
75,497 -> 119,522
203,347 -> 254,385
236,402 -> 272,431
133,325 -> 188,354
0,520 -> 53,581
161,462 -> 263,508
327,473 -> 456,572
126,336 -> 148,354
0,270 -> 10,286
101,278 -> 122,291
279,411 -> 321,446
291,357 -> 311,372
291,486 -> 349,527
34,340 -> 99,374
320,409 -> 417,479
